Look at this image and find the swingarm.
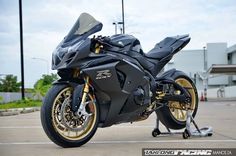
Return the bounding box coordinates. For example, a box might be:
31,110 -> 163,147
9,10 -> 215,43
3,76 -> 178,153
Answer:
156,78 -> 191,104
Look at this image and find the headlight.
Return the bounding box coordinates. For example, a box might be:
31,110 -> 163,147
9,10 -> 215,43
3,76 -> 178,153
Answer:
52,38 -> 90,70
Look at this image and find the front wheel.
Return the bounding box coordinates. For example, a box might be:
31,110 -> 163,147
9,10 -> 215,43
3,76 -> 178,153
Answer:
156,73 -> 198,130
40,84 -> 99,148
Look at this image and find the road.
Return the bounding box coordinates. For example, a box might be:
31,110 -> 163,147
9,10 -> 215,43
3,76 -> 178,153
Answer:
0,101 -> 236,156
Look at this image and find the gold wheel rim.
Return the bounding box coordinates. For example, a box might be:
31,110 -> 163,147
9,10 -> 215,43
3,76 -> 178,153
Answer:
169,78 -> 196,122
51,87 -> 97,140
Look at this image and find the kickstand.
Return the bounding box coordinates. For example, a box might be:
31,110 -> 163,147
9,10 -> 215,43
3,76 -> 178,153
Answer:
152,110 -> 213,139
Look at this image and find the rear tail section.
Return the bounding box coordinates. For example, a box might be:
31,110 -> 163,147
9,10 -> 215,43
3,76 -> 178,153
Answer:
171,34 -> 191,54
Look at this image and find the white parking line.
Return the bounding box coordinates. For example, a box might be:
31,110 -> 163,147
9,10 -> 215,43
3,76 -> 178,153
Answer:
112,125 -> 154,128
0,126 -> 41,129
0,142 -> 53,145
90,140 -> 236,144
0,140 -> 235,145
0,125 -> 153,129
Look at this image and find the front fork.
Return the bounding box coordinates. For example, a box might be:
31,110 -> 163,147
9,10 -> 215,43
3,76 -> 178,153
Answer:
81,77 -> 90,104
79,76 -> 91,110
71,76 -> 91,112
80,41 -> 101,104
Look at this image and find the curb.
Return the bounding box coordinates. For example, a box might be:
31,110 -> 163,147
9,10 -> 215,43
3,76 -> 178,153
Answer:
0,107 -> 40,116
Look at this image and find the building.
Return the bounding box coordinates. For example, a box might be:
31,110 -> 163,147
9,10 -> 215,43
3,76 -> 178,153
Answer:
165,43 -> 236,92
227,44 -> 236,86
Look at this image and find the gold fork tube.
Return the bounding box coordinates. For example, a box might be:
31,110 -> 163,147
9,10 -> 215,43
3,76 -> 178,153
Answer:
81,76 -> 90,104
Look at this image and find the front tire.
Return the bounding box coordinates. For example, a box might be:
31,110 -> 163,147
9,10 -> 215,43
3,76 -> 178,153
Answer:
41,84 -> 99,148
156,73 -> 198,130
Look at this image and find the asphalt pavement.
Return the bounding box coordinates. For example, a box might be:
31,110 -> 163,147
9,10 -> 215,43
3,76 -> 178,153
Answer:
0,100 -> 236,156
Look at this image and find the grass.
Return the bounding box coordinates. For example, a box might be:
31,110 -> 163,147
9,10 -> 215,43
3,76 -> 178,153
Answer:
0,99 -> 42,109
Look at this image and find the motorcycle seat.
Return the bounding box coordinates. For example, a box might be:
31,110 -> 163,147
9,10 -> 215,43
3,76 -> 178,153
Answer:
145,46 -> 173,60
145,35 -> 189,60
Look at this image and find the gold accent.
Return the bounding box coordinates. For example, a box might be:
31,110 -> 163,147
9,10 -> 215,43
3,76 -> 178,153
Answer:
95,43 -> 100,54
51,86 -> 97,141
156,91 -> 166,99
169,78 -> 196,122
81,76 -> 90,104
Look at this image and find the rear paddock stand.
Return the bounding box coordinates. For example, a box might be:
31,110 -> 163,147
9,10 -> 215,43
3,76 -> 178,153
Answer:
152,110 -> 213,139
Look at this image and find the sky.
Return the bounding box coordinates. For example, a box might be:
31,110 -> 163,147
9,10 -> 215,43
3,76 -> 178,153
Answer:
0,0 -> 236,88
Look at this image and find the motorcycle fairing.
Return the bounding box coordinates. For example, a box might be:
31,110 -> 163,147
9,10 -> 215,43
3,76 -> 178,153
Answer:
52,13 -> 103,70
82,60 -> 149,127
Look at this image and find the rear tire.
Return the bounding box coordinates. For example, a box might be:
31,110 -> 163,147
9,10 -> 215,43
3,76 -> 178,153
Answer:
41,84 -> 99,148
156,73 -> 198,130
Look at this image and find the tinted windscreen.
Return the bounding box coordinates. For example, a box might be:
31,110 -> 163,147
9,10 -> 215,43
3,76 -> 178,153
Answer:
65,13 -> 102,42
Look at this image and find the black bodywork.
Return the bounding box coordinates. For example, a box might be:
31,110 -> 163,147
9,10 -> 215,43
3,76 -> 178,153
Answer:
52,13 -> 191,127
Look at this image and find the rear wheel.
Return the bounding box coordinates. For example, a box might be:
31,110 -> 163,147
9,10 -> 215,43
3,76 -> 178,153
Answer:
156,74 -> 198,129
41,84 -> 99,147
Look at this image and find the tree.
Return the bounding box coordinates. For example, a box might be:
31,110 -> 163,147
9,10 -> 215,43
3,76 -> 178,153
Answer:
0,96 -> 3,103
0,75 -> 21,92
33,73 -> 58,97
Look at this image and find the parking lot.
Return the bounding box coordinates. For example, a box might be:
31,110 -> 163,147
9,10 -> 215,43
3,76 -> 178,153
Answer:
0,100 -> 236,156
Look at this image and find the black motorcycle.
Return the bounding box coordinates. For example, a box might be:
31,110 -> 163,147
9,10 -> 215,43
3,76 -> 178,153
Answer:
41,13 -> 198,147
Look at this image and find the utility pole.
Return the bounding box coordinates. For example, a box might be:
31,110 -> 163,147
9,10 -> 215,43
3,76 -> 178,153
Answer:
203,46 -> 208,101
112,22 -> 124,34
112,22 -> 117,34
203,46 -> 207,71
120,27 -> 123,34
121,0 -> 125,34
19,0 -> 25,100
